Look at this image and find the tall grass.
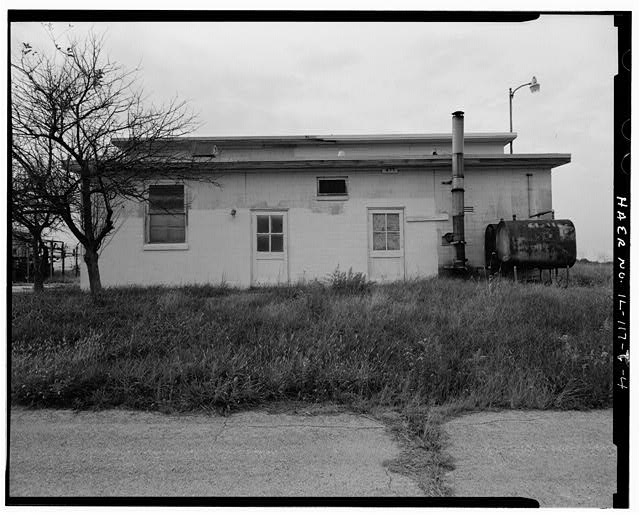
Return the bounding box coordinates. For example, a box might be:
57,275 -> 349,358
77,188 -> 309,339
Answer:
11,275 -> 612,414
570,260 -> 613,288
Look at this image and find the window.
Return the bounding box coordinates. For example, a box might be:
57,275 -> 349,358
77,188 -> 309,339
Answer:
256,214 -> 284,253
317,177 -> 348,197
147,184 -> 186,244
372,213 -> 400,251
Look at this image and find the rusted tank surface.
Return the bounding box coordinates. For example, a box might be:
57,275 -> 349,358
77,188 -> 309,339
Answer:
495,219 -> 576,268
484,224 -> 498,272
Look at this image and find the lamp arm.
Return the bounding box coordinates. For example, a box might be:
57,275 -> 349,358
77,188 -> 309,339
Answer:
510,82 -> 532,97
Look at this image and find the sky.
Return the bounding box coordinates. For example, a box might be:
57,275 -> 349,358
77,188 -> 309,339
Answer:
10,14 -> 618,260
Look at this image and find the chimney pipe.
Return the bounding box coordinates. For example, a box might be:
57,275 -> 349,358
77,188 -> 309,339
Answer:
451,111 -> 466,269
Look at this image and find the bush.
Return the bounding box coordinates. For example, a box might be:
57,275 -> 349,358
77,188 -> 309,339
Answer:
326,267 -> 373,294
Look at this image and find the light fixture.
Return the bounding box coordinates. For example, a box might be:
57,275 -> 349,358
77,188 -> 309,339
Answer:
529,76 -> 540,93
230,209 -> 236,217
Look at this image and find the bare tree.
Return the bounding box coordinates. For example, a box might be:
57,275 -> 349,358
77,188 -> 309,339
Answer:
11,31 -> 208,296
12,164 -> 61,292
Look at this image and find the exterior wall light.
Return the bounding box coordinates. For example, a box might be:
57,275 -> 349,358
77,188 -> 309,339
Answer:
230,209 -> 237,217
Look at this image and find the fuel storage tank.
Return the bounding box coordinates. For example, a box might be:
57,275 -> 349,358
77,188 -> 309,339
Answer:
494,219 -> 576,268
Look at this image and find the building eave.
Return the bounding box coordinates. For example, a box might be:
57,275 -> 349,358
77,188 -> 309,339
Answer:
181,153 -> 571,171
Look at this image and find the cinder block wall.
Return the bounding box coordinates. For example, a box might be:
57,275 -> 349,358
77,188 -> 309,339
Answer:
81,166 -> 552,289
86,169 -> 442,288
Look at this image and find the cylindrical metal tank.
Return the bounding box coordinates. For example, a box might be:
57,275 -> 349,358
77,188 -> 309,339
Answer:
484,224 -> 498,272
495,219 -> 576,268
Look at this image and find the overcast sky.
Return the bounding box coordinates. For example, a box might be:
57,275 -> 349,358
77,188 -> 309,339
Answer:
11,15 -> 617,260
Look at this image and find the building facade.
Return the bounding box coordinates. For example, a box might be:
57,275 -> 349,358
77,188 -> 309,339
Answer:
81,133 -> 570,289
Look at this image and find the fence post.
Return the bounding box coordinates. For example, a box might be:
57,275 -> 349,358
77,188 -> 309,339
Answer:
61,242 -> 66,277
49,240 -> 54,278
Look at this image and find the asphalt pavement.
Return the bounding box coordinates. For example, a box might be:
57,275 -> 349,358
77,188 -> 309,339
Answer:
8,408 -> 423,497
443,409 -> 616,507
8,407 -> 616,504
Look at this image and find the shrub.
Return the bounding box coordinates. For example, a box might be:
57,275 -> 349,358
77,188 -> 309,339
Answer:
326,267 -> 373,294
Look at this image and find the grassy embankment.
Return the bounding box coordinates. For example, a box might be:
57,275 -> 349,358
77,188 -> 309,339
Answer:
11,260 -> 612,493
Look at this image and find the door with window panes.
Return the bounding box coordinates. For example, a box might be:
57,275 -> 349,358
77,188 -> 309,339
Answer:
368,209 -> 405,282
252,211 -> 288,285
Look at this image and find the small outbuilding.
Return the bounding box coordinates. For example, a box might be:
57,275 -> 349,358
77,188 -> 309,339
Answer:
82,131 -> 570,288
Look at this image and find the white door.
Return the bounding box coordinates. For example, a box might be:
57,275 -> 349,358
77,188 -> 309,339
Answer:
368,209 -> 405,282
252,211 -> 288,286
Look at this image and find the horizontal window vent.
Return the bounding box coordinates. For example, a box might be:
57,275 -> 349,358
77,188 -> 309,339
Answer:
317,177 -> 348,196
464,206 -> 475,213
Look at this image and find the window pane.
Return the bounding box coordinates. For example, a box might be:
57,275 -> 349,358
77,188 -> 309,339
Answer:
318,178 -> 347,195
149,214 -> 186,243
373,232 -> 386,251
373,214 -> 386,231
387,214 -> 400,231
387,232 -> 400,250
149,227 -> 186,244
149,227 -> 169,243
257,216 -> 269,234
149,185 -> 184,213
271,234 -> 283,252
150,214 -> 184,228
166,227 -> 186,243
257,235 -> 270,252
271,215 -> 283,234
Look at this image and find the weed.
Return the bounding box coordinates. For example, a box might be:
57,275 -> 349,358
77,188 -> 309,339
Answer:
325,267 -> 373,294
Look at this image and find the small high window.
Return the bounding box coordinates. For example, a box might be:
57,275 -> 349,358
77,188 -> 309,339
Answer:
147,184 -> 186,244
317,177 -> 348,197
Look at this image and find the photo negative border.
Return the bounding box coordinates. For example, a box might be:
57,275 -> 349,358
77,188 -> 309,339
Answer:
612,12 -> 631,510
5,9 -> 632,509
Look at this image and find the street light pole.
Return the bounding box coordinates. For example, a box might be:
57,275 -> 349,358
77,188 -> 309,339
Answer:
508,76 -> 540,154
509,87 -> 514,154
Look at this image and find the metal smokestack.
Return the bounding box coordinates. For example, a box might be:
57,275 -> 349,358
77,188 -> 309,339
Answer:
451,111 -> 466,269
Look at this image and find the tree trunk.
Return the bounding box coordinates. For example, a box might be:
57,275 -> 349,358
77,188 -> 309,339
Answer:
31,238 -> 44,293
80,172 -> 103,297
84,247 -> 102,296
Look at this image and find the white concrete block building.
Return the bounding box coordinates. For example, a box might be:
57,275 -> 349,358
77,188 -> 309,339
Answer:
82,133 -> 570,288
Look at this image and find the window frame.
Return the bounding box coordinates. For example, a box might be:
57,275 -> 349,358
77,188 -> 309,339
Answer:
316,176 -> 349,200
255,213 -> 285,256
143,182 -> 189,251
368,208 -> 404,259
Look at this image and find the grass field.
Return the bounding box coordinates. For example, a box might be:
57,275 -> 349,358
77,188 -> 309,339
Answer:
11,261 -> 613,493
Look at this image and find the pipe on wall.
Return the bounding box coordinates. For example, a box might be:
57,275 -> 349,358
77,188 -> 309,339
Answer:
451,111 -> 466,268
526,172 -> 533,217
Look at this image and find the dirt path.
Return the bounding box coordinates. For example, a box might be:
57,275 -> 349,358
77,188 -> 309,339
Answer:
443,409 -> 616,507
8,408 -> 424,497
